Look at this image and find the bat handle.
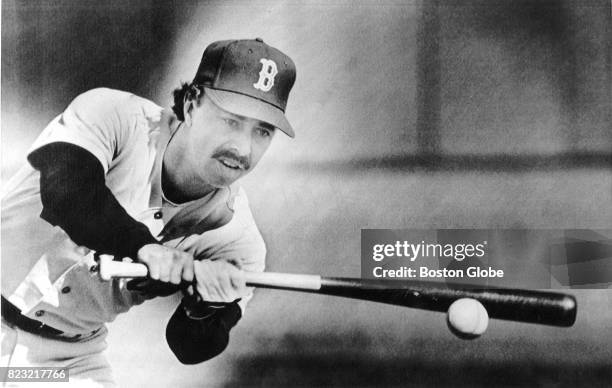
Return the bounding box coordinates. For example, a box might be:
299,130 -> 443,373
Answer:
97,258 -> 323,290
244,271 -> 322,290
98,255 -> 148,281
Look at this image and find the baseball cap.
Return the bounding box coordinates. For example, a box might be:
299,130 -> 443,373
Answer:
192,38 -> 297,137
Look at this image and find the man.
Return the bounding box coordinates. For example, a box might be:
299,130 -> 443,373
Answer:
1,38 -> 296,387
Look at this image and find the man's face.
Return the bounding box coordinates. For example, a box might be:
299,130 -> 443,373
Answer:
181,95 -> 276,189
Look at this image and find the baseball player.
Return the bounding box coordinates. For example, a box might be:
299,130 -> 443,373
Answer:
1,38 -> 296,387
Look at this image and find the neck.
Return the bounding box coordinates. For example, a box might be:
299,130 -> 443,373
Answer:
162,118 -> 215,204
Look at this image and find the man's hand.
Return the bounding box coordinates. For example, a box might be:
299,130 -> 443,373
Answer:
137,244 -> 194,284
193,260 -> 247,303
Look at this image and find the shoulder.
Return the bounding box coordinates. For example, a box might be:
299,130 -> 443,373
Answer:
71,87 -> 134,103
28,88 -> 165,170
70,87 -> 156,107
66,88 -> 162,124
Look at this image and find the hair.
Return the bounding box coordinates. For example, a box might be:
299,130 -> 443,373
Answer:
171,82 -> 205,121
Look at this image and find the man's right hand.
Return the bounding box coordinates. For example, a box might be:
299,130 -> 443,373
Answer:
137,244 -> 195,285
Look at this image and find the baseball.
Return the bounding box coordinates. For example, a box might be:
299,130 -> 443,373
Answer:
447,298 -> 489,339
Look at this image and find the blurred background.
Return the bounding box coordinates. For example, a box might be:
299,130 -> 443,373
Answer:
2,0 -> 611,386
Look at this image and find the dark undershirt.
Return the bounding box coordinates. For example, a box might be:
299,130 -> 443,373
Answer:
28,141 -> 240,363
28,142 -> 158,260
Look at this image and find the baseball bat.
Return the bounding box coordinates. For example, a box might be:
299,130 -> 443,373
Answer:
98,256 -> 577,327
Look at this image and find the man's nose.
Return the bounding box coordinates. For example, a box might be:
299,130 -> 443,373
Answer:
228,128 -> 252,158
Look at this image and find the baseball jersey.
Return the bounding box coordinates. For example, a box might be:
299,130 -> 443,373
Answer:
1,88 -> 266,335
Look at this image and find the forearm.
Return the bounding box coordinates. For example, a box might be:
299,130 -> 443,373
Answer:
166,298 -> 242,364
28,142 -> 158,259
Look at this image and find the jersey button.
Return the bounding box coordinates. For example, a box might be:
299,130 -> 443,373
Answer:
35,310 -> 45,317
61,286 -> 71,294
154,211 -> 163,219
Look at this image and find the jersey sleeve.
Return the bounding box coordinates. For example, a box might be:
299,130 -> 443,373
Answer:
28,88 -> 139,173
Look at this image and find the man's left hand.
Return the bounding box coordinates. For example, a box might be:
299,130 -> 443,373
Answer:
193,260 -> 248,303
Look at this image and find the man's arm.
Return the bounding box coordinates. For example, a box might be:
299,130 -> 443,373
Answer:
165,258 -> 249,363
163,189 -> 266,364
28,142 -> 158,259
28,141 -> 194,289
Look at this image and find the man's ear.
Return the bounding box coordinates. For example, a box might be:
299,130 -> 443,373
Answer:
183,98 -> 194,127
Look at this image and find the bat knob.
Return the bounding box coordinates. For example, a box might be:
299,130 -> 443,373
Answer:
98,254 -> 115,281
97,254 -> 149,280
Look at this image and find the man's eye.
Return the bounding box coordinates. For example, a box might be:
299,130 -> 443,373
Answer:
255,127 -> 271,138
223,118 -> 239,128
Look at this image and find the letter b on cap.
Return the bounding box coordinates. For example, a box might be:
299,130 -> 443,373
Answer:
253,59 -> 278,92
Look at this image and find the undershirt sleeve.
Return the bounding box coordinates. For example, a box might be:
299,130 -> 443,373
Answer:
27,142 -> 158,260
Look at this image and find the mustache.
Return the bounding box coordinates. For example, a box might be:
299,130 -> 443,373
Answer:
212,149 -> 251,170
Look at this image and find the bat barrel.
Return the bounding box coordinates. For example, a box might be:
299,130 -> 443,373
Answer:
319,278 -> 577,327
